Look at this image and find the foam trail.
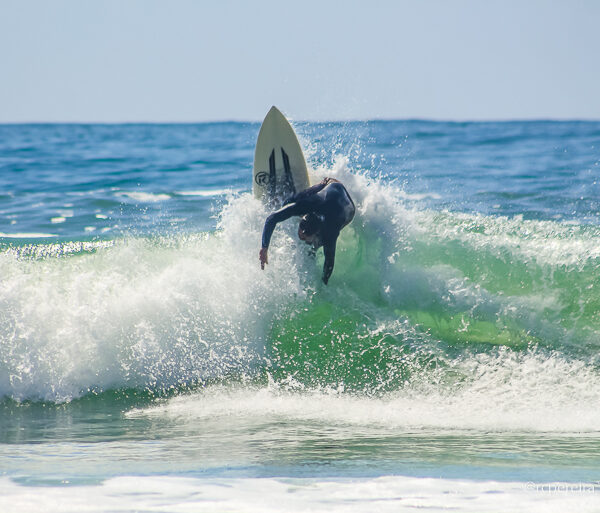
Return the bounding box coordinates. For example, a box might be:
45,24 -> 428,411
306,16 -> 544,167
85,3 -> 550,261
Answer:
129,345 -> 600,433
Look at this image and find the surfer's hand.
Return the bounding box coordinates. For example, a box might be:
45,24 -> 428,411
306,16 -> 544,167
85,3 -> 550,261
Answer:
259,248 -> 268,270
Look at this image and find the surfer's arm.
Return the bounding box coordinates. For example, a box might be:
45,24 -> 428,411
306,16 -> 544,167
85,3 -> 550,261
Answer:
261,202 -> 308,250
322,237 -> 337,285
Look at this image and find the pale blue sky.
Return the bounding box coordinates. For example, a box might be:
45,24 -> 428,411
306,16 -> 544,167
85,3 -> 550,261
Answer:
1,0 -> 599,122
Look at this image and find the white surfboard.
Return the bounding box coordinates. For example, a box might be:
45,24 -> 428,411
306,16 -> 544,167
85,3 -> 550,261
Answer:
253,106 -> 310,205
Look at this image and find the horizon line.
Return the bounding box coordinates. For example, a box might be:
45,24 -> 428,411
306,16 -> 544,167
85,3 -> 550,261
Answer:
1,116 -> 600,125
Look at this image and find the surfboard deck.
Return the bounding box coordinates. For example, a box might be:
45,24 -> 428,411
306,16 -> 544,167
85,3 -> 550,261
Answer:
253,106 -> 310,205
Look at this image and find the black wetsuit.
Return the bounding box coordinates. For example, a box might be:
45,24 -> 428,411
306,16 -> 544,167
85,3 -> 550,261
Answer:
261,178 -> 355,284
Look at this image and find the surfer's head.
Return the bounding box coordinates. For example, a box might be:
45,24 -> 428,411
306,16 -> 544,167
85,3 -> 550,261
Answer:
298,213 -> 322,246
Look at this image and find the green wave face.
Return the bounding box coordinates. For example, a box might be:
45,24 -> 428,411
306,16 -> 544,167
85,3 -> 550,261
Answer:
266,194 -> 600,395
1,173 -> 600,404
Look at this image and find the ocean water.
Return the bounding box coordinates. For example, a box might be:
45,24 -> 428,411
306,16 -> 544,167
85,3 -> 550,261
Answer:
1,119 -> 600,512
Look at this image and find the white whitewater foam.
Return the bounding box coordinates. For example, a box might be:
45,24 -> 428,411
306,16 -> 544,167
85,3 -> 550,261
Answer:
419,209 -> 600,268
0,194 -> 309,402
176,188 -> 238,197
115,191 -> 171,202
1,475 -> 600,513
398,190 -> 442,201
0,232 -> 58,238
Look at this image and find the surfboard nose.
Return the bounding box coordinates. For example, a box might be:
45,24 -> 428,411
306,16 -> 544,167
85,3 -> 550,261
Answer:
261,106 -> 283,124
268,105 -> 283,117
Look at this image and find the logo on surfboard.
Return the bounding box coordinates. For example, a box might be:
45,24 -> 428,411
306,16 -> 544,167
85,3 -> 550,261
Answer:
255,148 -> 296,198
255,172 -> 271,186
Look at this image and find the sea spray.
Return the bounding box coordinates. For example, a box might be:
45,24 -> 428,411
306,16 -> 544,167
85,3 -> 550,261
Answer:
0,201 -> 307,401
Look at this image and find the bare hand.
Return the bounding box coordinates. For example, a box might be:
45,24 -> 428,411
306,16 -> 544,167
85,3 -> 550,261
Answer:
259,247 -> 268,270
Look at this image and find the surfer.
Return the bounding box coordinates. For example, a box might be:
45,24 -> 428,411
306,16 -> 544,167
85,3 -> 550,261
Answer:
259,177 -> 355,284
